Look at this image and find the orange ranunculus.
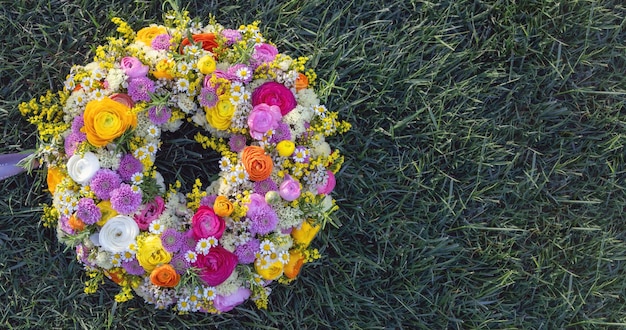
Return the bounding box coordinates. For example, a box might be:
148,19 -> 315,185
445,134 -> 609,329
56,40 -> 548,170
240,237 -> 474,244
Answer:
213,196 -> 234,217
68,215 -> 85,231
136,26 -> 167,45
241,146 -> 273,182
284,250 -> 305,279
46,166 -> 64,195
105,268 -> 125,284
180,33 -> 219,53
295,73 -> 309,91
150,264 -> 180,288
82,97 -> 137,147
291,219 -> 321,248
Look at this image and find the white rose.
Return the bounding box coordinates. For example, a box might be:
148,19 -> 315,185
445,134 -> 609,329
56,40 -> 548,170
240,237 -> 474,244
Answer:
67,152 -> 100,185
99,215 -> 139,252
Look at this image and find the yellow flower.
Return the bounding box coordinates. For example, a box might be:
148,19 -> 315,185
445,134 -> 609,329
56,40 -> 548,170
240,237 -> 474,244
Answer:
291,219 -> 321,248
96,201 -> 118,226
46,166 -> 65,195
213,196 -> 234,217
255,260 -> 284,280
205,98 -> 234,130
276,140 -> 295,157
197,55 -> 216,74
136,235 -> 172,272
83,97 -> 137,147
136,26 -> 167,45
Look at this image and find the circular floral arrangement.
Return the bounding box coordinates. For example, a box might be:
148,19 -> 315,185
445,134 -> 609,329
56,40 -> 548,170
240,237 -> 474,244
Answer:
19,9 -> 349,313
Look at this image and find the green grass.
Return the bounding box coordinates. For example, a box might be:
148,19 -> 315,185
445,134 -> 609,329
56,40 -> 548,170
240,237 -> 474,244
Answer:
1,0 -> 625,328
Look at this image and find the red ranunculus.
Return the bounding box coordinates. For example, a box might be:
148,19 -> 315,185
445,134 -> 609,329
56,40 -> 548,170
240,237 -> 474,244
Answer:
191,206 -> 226,239
180,33 -> 219,53
193,246 -> 238,286
251,81 -> 297,115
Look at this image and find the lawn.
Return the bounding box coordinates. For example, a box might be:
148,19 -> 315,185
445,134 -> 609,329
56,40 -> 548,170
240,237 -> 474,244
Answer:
1,0 -> 625,329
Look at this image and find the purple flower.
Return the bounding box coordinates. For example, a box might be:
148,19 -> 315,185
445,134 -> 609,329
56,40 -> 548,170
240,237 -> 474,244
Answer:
199,87 -> 218,107
161,228 -> 182,253
228,135 -> 247,152
151,34 -> 172,50
148,106 -> 171,125
234,238 -> 260,264
76,198 -> 101,225
91,169 -> 122,200
253,178 -> 277,195
122,259 -> 145,275
109,183 -> 143,215
220,29 -> 242,45
59,215 -> 74,234
117,154 -> 143,181
71,115 -> 84,133
64,132 -> 86,157
214,287 -> 252,312
279,175 -> 301,201
127,76 -> 155,102
170,253 -> 190,274
200,195 -> 217,207
268,122 -> 292,144
247,205 -> 279,236
181,229 -> 197,251
120,57 -> 149,78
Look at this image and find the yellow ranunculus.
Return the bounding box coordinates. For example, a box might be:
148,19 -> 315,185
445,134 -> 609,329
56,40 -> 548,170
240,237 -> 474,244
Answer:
197,55 -> 216,74
83,97 -> 137,147
276,140 -> 295,157
205,98 -> 234,130
152,59 -> 174,80
96,201 -> 118,226
291,219 -> 321,248
136,235 -> 172,272
255,260 -> 284,280
213,196 -> 234,217
136,26 -> 167,45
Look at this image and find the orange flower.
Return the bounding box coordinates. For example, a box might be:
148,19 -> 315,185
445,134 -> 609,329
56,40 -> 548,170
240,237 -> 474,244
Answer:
82,97 -> 137,147
46,166 -> 64,195
150,264 -> 180,288
213,196 -> 234,217
291,219 -> 321,248
180,33 -> 219,53
241,146 -> 273,182
295,73 -> 309,91
136,26 -> 167,45
68,215 -> 85,231
284,250 -> 305,279
105,268 -> 125,284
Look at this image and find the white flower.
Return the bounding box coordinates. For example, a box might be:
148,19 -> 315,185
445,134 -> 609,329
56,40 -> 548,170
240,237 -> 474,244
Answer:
66,152 -> 100,185
99,215 -> 140,252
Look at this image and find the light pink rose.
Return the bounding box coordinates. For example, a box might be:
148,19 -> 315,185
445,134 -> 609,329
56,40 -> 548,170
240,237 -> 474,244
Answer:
214,287 -> 252,312
247,103 -> 282,140
279,175 -> 301,201
120,56 -> 149,78
109,93 -> 135,108
251,43 -> 278,67
317,170 -> 336,195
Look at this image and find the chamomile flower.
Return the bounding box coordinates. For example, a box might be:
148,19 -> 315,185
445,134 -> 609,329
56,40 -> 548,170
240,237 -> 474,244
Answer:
131,172 -> 144,185
149,220 -> 164,234
259,239 -> 275,256
184,250 -> 198,263
203,286 -> 217,301
278,251 -> 290,264
176,78 -> 190,93
120,249 -> 136,262
176,297 -> 191,312
195,238 -> 214,254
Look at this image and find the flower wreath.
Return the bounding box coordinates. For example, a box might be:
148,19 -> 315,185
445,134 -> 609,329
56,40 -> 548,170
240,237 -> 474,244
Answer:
19,9 -> 350,313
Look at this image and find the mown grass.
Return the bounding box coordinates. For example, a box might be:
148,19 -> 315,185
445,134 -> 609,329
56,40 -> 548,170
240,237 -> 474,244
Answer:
1,0 -> 625,329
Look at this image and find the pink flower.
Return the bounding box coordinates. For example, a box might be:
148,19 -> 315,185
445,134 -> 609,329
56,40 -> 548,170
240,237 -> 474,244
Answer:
251,82 -> 297,116
109,93 -> 135,108
214,287 -> 251,312
251,43 -> 278,68
193,246 -> 238,286
191,206 -> 226,239
134,196 -> 165,230
317,170 -> 336,195
279,175 -> 301,201
120,56 -> 149,78
247,103 -> 282,140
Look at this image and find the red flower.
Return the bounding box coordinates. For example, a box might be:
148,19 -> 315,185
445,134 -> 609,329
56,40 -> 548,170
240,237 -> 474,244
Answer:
180,33 -> 219,53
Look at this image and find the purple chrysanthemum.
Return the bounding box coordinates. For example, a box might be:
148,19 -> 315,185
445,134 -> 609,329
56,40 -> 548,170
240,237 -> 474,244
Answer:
248,206 -> 279,236
268,122 -> 292,144
199,87 -> 218,107
122,259 -> 145,275
71,115 -> 84,133
234,238 -> 260,264
64,132 -> 86,157
151,33 -> 172,50
76,198 -> 101,225
161,228 -> 182,253
181,229 -> 198,251
170,253 -> 190,275
91,169 -> 122,200
253,178 -> 277,195
110,183 -> 143,215
228,134 -> 247,152
59,215 -> 74,234
127,76 -> 155,102
199,195 -> 217,207
148,105 -> 171,125
117,154 -> 143,181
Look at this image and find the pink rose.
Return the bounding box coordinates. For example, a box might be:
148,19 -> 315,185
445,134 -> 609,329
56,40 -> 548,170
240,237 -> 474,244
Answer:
120,56 -> 149,78
279,175 -> 301,201
192,206 -> 226,239
251,82 -> 297,116
109,93 -> 135,108
193,246 -> 238,286
134,196 -> 165,230
214,287 -> 251,312
203,69 -> 229,90
251,43 -> 278,67
247,103 -> 282,140
247,193 -> 268,211
317,170 -> 336,195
